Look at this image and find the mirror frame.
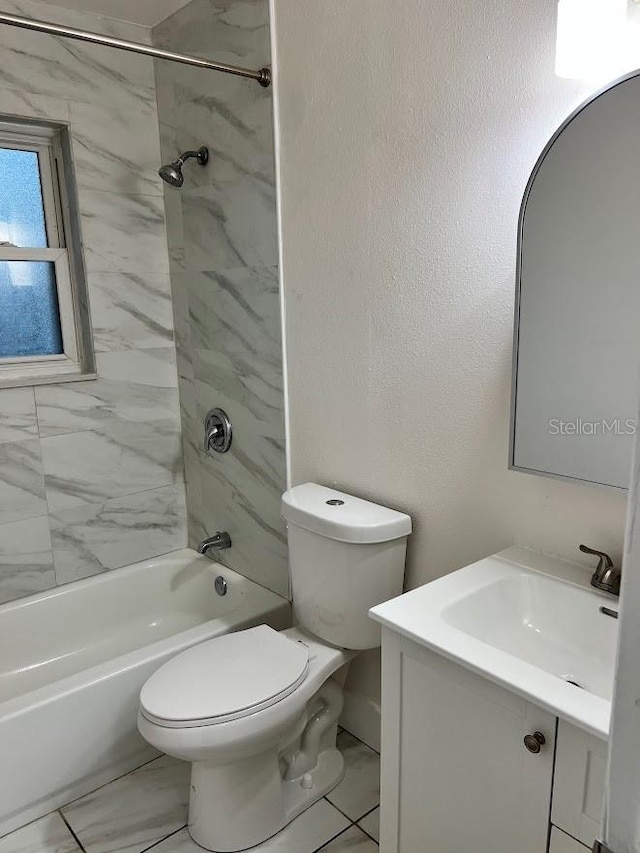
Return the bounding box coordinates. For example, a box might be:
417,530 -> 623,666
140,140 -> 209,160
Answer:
509,68 -> 640,491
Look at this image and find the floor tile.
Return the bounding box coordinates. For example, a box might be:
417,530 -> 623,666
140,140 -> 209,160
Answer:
357,807 -> 380,843
149,800 -> 349,853
61,755 -> 189,853
326,732 -> 380,821
316,825 -> 378,851
0,812 -> 81,853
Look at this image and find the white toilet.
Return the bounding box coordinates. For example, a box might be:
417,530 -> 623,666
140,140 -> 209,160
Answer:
137,483 -> 411,852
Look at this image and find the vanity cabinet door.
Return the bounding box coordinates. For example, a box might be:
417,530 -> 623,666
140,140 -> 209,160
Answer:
551,719 -> 607,847
380,631 -> 555,853
549,827 -> 590,852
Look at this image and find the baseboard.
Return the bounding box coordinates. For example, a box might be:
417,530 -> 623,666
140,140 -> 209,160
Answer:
339,689 -> 381,753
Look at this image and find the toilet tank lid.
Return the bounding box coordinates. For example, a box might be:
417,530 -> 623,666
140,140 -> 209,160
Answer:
282,483 -> 412,544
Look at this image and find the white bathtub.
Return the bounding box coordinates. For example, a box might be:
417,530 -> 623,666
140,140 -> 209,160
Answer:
0,549 -> 290,837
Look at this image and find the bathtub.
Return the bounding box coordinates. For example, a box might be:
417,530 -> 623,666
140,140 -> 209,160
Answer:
0,549 -> 290,837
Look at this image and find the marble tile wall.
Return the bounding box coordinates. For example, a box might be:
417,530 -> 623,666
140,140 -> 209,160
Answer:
0,0 -> 187,604
153,0 -> 289,598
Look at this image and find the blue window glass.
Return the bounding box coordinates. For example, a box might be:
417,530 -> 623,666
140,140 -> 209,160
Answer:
0,262 -> 63,357
0,148 -> 48,248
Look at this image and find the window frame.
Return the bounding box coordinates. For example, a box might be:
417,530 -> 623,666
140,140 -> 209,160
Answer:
0,120 -> 93,387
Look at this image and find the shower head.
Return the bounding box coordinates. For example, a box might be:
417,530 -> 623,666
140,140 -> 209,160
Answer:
159,146 -> 209,188
158,161 -> 184,187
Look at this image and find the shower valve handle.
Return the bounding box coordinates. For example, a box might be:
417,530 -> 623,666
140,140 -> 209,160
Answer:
204,408 -> 232,454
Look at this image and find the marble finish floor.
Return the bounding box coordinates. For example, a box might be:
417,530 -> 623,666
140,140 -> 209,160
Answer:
0,731 -> 380,853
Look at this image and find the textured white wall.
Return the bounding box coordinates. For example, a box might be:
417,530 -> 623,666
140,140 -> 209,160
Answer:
271,0 -> 629,709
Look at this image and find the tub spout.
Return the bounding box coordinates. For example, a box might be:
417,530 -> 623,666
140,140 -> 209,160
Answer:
198,532 -> 232,555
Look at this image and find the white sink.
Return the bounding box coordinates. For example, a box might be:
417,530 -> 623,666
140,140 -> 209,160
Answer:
442,570 -> 617,701
370,546 -> 619,738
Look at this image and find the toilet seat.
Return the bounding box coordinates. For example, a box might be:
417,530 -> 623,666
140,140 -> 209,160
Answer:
140,625 -> 310,729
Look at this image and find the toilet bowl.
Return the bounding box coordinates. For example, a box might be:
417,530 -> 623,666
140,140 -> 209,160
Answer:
139,626 -> 353,851
138,483 -> 411,852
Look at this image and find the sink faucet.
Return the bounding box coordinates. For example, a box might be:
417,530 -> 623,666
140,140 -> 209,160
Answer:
198,531 -> 232,556
579,544 -> 621,596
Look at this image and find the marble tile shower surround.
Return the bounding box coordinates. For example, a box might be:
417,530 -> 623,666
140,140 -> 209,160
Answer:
152,0 -> 289,598
0,0 -> 187,604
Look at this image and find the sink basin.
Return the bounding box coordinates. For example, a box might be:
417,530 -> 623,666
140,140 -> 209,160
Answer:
442,571 -> 617,701
370,546 -> 618,738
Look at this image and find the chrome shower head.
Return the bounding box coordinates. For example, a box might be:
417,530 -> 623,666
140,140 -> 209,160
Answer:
158,146 -> 209,188
158,161 -> 184,187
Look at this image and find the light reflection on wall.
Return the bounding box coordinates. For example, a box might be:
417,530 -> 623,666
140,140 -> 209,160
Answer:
556,0 -> 640,82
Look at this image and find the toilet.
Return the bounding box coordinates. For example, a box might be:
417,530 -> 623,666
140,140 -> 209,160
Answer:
137,483 -> 411,852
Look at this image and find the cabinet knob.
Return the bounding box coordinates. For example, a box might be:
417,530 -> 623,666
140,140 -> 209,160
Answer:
523,731 -> 546,754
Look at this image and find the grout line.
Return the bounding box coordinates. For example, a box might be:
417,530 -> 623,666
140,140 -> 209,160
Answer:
137,823 -> 188,853
59,753 -> 162,811
337,726 -> 380,756
322,796 -> 379,828
357,805 -> 379,819
322,796 -> 354,824
357,824 -> 380,845
310,822 -> 359,853
0,812 -> 59,844
356,805 -> 380,846
59,810 -> 88,853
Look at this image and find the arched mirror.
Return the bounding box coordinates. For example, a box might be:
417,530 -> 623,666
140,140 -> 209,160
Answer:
510,71 -> 640,490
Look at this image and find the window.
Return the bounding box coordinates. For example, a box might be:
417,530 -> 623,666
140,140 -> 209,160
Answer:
0,119 -> 93,386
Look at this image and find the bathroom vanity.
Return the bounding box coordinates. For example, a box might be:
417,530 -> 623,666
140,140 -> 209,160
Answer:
370,547 -> 616,853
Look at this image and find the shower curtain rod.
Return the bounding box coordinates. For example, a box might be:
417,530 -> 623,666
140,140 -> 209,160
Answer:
0,12 -> 271,87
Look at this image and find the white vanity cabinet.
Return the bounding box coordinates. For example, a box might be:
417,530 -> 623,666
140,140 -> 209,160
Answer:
549,828 -> 590,853
552,720 -> 607,848
380,629 -> 556,853
379,629 -> 607,853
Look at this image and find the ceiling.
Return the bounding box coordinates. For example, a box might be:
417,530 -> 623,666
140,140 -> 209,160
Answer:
39,0 -> 193,27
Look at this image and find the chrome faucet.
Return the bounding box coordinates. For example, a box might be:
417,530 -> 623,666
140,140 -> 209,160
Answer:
579,544 -> 621,596
198,531 -> 232,556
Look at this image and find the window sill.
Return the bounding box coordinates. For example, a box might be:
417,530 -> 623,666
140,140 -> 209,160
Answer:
0,370 -> 97,389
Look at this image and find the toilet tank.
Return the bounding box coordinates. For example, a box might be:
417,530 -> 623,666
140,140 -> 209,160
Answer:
282,483 -> 412,650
